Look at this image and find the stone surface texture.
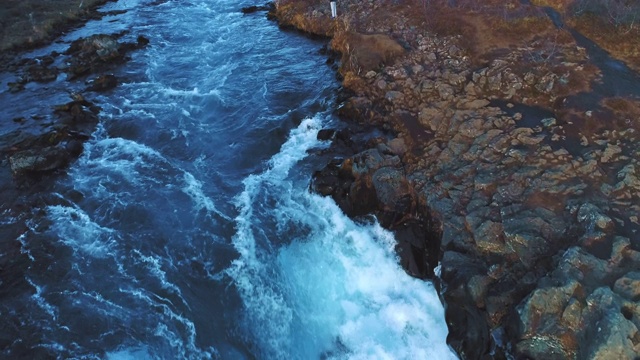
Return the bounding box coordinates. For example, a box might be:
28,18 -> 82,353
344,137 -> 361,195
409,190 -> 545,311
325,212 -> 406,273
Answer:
277,0 -> 640,358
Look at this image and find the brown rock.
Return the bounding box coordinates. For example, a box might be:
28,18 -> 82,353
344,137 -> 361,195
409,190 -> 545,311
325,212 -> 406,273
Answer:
601,144 -> 622,163
459,98 -> 490,110
614,272 -> 640,301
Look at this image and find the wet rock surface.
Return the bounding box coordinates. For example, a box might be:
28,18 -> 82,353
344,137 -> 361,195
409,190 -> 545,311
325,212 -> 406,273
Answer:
3,93 -> 98,177
283,0 -> 640,358
1,32 -> 148,182
312,130 -> 441,280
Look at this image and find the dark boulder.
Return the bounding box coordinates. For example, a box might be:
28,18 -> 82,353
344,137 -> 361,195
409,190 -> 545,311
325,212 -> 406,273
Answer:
137,35 -> 150,47
347,172 -> 378,217
370,166 -> 414,226
66,34 -> 121,61
119,35 -> 150,53
7,81 -> 24,93
241,4 -> 274,14
65,139 -> 84,157
439,251 -> 492,359
337,96 -> 374,122
54,94 -> 100,128
311,157 -> 354,211
64,34 -> 148,79
26,62 -> 58,83
317,129 -> 336,141
393,216 -> 441,279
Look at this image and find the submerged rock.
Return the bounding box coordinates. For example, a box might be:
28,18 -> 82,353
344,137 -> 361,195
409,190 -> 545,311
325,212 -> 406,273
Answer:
2,29 -> 147,180
9,147 -> 71,175
86,74 -> 118,92
64,34 -> 149,79
2,93 -> 99,180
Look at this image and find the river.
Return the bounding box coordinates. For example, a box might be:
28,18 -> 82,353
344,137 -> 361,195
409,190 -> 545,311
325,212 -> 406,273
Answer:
0,0 -> 455,359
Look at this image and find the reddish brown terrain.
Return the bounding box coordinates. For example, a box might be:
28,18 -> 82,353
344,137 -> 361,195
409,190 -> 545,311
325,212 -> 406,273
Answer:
277,0 -> 640,358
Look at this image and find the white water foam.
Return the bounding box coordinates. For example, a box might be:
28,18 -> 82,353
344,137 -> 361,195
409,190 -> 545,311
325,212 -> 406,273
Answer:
71,137 -> 228,222
182,172 -> 232,221
160,87 -> 223,99
43,136 -> 225,359
48,204 -> 118,258
228,117 -> 457,359
24,276 -> 59,322
106,347 -> 154,360
131,249 -> 186,301
73,137 -> 168,190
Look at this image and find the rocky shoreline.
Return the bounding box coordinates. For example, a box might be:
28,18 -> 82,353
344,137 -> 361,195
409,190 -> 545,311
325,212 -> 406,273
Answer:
0,2 -> 149,315
0,0 -> 151,183
273,0 -> 640,359
2,33 -> 148,179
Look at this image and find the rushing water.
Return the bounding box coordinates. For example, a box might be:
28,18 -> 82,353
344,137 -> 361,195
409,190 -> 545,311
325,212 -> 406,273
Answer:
0,0 -> 455,358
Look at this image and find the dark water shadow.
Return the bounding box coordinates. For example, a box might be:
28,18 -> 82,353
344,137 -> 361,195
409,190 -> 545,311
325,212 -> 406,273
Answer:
489,99 -> 587,156
490,99 -> 555,128
568,29 -> 640,101
521,0 -> 640,103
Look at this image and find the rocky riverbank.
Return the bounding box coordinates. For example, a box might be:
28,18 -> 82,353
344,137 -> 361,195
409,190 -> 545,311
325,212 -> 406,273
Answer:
1,0 -> 150,182
0,0 -> 115,53
274,0 -> 640,358
2,33 -> 148,179
0,0 -> 148,290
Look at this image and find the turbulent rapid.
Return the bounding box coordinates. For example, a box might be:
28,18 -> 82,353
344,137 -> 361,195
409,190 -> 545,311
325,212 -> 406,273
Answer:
0,0 -> 455,358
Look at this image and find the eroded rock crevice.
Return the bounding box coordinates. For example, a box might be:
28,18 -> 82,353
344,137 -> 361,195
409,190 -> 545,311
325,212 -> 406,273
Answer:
312,128 -> 443,280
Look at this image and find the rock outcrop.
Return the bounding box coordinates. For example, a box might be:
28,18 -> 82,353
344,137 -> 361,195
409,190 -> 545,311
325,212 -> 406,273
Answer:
279,0 -> 640,358
5,94 -> 98,176
2,33 -> 148,180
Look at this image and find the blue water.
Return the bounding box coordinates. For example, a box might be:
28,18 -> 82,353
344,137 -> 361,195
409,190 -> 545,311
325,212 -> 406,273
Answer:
0,0 -> 455,358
